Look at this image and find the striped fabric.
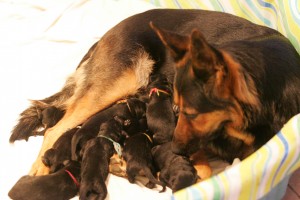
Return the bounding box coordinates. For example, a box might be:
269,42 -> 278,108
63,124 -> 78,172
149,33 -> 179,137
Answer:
143,0 -> 300,54
171,114 -> 300,200
142,1 -> 300,199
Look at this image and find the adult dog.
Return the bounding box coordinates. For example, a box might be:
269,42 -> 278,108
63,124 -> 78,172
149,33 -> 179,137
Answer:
10,9 -> 300,175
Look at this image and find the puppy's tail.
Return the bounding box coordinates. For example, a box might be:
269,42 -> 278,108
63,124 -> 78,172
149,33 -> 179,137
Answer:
143,167 -> 166,193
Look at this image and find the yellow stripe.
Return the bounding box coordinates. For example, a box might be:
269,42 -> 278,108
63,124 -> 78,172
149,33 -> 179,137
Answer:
218,173 -> 229,199
238,157 -> 252,199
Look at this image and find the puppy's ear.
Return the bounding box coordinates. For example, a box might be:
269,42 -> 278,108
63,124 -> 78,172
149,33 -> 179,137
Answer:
150,22 -> 189,61
190,29 -> 223,81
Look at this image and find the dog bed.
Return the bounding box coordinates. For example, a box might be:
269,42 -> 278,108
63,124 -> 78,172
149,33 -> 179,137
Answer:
0,0 -> 299,200
148,1 -> 300,199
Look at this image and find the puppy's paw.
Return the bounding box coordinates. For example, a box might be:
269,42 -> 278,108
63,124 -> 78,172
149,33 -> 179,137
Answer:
29,160 -> 50,176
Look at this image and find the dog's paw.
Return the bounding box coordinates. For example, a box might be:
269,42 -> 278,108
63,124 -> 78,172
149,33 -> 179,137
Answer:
194,164 -> 212,181
29,160 -> 50,176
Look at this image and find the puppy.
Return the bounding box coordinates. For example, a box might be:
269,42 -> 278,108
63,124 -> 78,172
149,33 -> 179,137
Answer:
71,98 -> 146,161
42,126 -> 80,173
79,116 -> 127,200
151,142 -> 198,192
122,131 -> 166,192
151,22 -> 300,163
8,160 -> 80,200
11,9 -> 290,175
146,73 -> 176,144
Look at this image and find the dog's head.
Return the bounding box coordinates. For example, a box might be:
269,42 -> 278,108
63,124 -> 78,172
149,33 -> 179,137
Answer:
151,22 -> 260,156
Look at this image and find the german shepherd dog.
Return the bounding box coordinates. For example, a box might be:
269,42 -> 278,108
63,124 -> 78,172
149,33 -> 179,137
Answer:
8,160 -> 80,200
42,126 -> 80,173
79,116 -> 127,200
146,73 -> 176,144
71,98 -> 146,161
122,131 -> 166,192
10,9 -> 300,175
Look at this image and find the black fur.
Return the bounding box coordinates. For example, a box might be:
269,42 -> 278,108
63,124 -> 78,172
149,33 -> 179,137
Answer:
152,142 -> 198,192
79,116 -> 127,200
42,126 -> 79,173
146,74 -> 176,144
71,98 -> 146,161
8,160 -> 80,200
122,132 -> 166,192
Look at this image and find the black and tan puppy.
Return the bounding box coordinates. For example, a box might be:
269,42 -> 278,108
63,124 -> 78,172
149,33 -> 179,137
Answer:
8,160 -> 80,200
42,126 -> 80,173
151,142 -> 198,192
71,98 -> 146,161
146,74 -> 176,144
122,131 -> 166,192
11,9 -> 298,175
79,116 -> 127,200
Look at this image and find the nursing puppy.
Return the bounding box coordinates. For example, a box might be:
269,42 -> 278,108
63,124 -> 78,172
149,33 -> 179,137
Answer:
146,74 -> 176,144
8,160 -> 80,200
42,126 -> 80,173
151,142 -> 198,192
79,116 -> 127,200
10,9 -> 292,175
71,98 -> 146,161
122,131 -> 166,191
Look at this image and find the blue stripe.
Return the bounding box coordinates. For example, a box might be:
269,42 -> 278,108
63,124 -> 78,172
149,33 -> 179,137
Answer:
257,0 -> 278,15
215,0 -> 225,12
246,0 -> 272,26
271,132 -> 289,187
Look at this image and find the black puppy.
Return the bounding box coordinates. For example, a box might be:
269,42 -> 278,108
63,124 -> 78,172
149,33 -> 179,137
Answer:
71,98 -> 146,161
42,126 -> 80,173
146,74 -> 176,144
79,116 -> 127,200
8,160 -> 80,200
122,131 -> 166,192
151,142 -> 198,192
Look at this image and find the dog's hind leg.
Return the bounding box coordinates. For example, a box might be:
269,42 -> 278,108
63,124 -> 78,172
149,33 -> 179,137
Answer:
29,69 -> 146,175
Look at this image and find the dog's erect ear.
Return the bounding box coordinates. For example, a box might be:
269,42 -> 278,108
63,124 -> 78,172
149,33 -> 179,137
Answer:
150,22 -> 189,61
190,29 -> 222,81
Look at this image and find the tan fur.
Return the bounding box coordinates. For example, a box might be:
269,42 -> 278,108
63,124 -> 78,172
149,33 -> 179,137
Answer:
190,150 -> 212,180
221,51 -> 261,109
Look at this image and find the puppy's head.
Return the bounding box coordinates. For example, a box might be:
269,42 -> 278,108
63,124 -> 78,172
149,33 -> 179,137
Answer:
150,22 -> 260,156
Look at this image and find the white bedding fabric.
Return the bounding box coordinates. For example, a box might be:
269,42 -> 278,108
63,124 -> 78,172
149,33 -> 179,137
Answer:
0,1 -> 229,199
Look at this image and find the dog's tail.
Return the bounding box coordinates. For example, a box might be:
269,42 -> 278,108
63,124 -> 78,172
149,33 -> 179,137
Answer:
9,84 -> 74,143
143,167 -> 166,193
9,100 -> 49,142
